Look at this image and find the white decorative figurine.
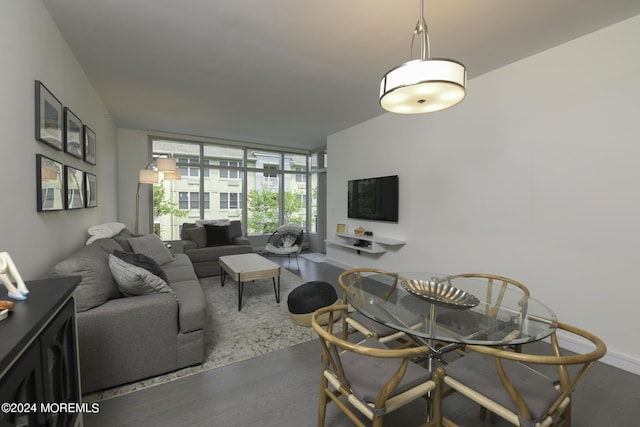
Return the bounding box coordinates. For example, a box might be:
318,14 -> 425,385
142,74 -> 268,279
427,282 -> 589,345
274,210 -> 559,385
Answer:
0,252 -> 29,300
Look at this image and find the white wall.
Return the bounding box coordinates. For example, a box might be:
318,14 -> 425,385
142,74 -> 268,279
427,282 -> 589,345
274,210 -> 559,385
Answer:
0,0 -> 117,279
327,15 -> 640,373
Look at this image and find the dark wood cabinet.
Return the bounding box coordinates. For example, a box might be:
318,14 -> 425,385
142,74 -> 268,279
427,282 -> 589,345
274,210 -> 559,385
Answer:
0,277 -> 81,427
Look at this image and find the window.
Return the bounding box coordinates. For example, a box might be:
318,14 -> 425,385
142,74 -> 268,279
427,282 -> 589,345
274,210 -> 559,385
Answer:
220,160 -> 243,179
179,192 -> 210,210
152,138 -> 311,238
220,192 -> 242,210
178,157 -> 210,177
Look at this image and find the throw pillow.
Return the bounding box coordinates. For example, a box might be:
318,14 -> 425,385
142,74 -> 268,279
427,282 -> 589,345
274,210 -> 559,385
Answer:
113,249 -> 169,283
184,227 -> 207,248
113,229 -> 139,252
108,255 -> 176,298
49,245 -> 121,312
196,219 -> 230,227
127,233 -> 174,265
204,224 -> 231,246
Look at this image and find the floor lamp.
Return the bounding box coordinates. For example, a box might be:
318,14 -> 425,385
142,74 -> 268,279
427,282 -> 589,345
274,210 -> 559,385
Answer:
135,158 -> 180,234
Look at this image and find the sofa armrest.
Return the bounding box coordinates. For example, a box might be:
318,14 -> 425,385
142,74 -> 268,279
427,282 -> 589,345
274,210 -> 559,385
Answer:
173,239 -> 198,252
232,236 -> 251,246
164,239 -> 186,253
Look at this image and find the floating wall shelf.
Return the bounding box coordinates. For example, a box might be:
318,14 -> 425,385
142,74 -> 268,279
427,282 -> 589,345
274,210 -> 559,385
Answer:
328,232 -> 406,254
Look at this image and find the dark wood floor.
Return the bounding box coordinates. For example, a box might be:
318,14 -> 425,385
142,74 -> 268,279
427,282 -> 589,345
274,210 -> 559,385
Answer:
83,255 -> 640,427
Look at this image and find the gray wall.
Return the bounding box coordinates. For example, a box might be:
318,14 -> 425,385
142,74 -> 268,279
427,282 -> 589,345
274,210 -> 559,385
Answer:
0,0 -> 118,279
327,15 -> 640,373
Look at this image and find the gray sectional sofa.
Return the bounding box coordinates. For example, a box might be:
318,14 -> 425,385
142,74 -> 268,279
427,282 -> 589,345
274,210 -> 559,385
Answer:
49,230 -> 206,394
170,220 -> 253,277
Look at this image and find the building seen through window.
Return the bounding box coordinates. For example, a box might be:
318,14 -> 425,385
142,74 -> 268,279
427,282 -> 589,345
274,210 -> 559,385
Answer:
151,138 -> 313,239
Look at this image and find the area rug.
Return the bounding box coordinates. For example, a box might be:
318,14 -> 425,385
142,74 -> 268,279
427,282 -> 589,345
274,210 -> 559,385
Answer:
299,252 -> 326,263
84,268 -> 317,402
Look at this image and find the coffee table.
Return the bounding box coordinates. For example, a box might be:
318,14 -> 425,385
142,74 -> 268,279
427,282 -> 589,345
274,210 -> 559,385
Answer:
219,253 -> 281,311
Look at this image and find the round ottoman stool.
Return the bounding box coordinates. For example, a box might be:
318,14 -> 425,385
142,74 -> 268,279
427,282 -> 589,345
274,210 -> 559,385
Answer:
287,281 -> 341,327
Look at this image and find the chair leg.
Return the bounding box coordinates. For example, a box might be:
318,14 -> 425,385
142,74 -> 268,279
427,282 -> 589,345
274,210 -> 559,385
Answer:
318,373 -> 329,427
294,252 -> 300,270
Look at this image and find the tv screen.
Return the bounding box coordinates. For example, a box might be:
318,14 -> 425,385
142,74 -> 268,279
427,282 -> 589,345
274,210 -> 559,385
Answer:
348,175 -> 399,222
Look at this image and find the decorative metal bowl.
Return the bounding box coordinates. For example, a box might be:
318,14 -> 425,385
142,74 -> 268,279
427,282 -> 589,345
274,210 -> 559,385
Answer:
401,279 -> 480,309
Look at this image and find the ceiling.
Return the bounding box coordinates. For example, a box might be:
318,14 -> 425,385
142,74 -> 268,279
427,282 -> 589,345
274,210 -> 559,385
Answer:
42,0 -> 640,151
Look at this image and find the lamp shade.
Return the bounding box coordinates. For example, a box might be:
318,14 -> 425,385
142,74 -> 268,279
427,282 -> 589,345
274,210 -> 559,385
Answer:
157,158 -> 177,172
139,169 -> 159,184
162,169 -> 182,181
380,58 -> 467,114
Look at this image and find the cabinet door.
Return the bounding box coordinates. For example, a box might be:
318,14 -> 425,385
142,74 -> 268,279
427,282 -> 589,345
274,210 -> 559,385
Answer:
0,341 -> 45,427
40,299 -> 80,427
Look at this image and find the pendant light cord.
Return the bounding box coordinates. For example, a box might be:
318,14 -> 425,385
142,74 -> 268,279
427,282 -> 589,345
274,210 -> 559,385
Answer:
410,0 -> 430,61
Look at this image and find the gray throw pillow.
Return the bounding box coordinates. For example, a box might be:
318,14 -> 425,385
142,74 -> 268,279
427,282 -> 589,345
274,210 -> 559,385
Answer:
113,249 -> 169,283
185,227 -> 207,248
127,233 -> 174,265
108,255 -> 175,298
49,245 -> 121,312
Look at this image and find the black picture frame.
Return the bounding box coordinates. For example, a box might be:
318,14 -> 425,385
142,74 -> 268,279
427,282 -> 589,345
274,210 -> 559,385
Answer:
85,172 -> 97,208
35,81 -> 63,150
64,165 -> 85,210
84,125 -> 96,165
36,154 -> 64,212
64,107 -> 83,159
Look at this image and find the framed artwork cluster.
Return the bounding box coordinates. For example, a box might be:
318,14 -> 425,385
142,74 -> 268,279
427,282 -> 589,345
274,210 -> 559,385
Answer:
36,155 -> 97,211
35,81 -> 97,212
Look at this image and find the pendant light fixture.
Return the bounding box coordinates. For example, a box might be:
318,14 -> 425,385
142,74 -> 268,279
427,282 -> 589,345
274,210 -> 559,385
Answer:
379,0 -> 466,114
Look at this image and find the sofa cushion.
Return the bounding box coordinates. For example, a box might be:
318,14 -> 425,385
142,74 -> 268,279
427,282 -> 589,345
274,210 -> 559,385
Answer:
184,227 -> 207,248
108,255 -> 175,298
185,245 -> 251,263
128,233 -> 174,265
113,229 -> 139,252
49,245 -> 121,312
90,238 -> 124,253
113,249 -> 169,283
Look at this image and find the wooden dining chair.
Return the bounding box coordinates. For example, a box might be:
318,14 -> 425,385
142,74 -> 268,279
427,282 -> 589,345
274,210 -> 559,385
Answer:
338,268 -> 412,345
436,273 -> 530,353
434,321 -> 606,427
441,273 -> 530,319
311,304 -> 443,427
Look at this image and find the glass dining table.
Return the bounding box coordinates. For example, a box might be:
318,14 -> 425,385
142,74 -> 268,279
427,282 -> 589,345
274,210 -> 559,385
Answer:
344,271 -> 558,366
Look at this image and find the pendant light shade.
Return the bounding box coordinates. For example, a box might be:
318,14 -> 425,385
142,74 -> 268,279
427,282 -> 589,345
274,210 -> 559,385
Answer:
379,0 -> 466,114
380,58 -> 466,113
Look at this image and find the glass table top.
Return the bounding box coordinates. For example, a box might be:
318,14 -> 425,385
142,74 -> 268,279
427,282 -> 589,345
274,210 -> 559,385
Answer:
345,271 -> 558,346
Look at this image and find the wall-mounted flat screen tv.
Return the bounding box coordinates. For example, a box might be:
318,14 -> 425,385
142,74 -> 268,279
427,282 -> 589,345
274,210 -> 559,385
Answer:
348,175 -> 399,222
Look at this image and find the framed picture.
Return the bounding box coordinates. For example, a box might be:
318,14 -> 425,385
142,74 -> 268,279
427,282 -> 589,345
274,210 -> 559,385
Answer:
64,165 -> 85,210
83,125 -> 96,165
64,108 -> 83,158
336,223 -> 347,233
35,81 -> 63,150
36,154 -> 65,212
84,172 -> 97,208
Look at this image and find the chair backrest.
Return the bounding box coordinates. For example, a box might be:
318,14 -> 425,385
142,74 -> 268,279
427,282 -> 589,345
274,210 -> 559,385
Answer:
462,321 -> 606,423
338,267 -> 399,305
269,223 -> 303,247
441,273 -> 530,319
311,304 -> 431,410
